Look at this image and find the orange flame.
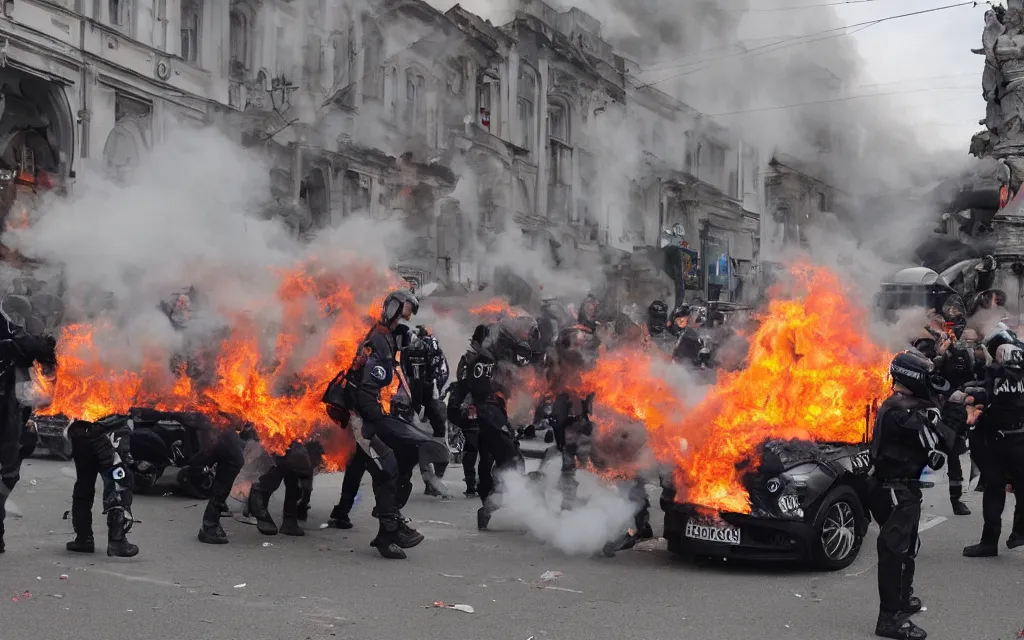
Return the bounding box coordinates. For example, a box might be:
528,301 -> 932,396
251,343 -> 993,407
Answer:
469,298 -> 528,320
38,258 -> 408,471
580,262 -> 891,514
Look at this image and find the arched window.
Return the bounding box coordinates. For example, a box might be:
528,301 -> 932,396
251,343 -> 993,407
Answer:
405,67 -> 427,133
229,9 -> 249,78
517,63 -> 537,152
180,0 -> 202,64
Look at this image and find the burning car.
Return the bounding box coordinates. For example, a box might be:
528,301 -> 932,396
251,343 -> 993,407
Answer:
661,438 -> 872,571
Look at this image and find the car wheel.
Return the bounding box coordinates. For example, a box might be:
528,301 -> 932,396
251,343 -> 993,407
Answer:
810,485 -> 865,571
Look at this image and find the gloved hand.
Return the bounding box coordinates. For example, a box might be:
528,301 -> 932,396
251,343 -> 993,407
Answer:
917,420 -> 947,470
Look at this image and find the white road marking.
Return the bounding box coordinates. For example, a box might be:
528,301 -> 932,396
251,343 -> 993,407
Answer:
84,568 -> 184,588
918,515 -> 947,533
544,586 -> 583,594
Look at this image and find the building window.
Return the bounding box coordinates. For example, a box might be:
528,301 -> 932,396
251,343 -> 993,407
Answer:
517,64 -> 537,152
363,22 -> 384,102
477,73 -> 497,131
547,99 -> 572,220
109,0 -> 131,28
818,192 -> 828,211
180,0 -> 201,64
405,68 -> 426,133
728,170 -> 738,199
229,9 -> 248,79
702,141 -> 726,190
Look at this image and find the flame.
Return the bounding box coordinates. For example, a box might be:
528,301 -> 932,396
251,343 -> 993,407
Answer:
39,258 -> 408,471
469,298 -> 528,320
580,262 -> 891,514
677,263 -> 891,513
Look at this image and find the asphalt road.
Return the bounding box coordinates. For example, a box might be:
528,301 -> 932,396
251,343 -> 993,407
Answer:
1,454 -> 1021,640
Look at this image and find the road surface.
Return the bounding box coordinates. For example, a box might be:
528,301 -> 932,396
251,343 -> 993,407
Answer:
1,454 -> 1021,640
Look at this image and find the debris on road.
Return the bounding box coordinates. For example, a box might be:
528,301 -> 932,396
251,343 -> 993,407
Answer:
60,575 -> 68,580
539,570 -> 562,582
262,542 -> 273,547
49,594 -> 63,599
12,591 -> 32,602
233,583 -> 246,589
430,601 -> 474,613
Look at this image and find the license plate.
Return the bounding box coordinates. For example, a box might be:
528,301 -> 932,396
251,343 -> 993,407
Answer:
685,516 -> 741,544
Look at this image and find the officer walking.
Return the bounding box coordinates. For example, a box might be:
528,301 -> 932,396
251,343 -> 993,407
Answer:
867,351 -> 961,640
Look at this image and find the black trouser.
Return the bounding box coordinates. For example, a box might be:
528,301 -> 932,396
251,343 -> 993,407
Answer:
343,388 -> 440,534
971,430 -> 1024,544
462,426 -> 479,487
867,481 -> 922,614
254,442 -> 314,520
948,445 -> 964,500
188,427 -> 245,506
336,441 -> 419,514
0,396 -> 23,538
476,403 -> 520,507
70,423 -> 134,542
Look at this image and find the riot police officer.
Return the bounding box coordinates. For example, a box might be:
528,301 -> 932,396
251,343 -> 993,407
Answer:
961,328 -> 1024,556
0,294 -> 57,554
933,328 -> 985,516
321,289 -> 446,559
448,320 -> 529,529
867,350 -> 960,639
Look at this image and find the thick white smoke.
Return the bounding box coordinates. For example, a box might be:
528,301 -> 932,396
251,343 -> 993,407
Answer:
491,458 -> 639,555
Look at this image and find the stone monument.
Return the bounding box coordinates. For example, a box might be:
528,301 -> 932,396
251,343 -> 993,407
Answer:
971,0 -> 1024,313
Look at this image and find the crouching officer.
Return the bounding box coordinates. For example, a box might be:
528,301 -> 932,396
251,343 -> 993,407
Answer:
867,351 -> 961,640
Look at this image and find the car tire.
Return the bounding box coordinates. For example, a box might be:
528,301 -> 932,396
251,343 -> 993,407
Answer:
810,485 -> 865,571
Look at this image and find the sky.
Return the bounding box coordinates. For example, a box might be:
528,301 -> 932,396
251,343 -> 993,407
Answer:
834,0 -> 985,153
428,0 -> 986,155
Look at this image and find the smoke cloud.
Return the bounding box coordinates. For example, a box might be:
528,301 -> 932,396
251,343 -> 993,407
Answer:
491,458 -> 640,555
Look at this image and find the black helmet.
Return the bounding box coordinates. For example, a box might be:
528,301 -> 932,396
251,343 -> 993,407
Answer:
890,351 -> 949,399
647,300 -> 668,333
381,289 -> 419,325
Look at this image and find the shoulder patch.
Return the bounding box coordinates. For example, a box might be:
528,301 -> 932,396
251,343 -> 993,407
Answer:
371,365 -> 387,380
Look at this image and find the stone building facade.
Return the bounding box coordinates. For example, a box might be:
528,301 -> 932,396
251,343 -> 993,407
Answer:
2,0 -> 786,306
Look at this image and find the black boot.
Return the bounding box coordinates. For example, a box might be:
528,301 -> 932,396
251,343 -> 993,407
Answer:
328,496 -> 354,529
477,505 -> 494,530
370,516 -> 407,559
279,517 -> 304,536
106,509 -> 139,558
951,499 -> 971,516
197,500 -> 228,544
963,542 -> 998,557
905,596 -> 923,615
67,501 -> 95,553
875,612 -> 927,639
1008,532 -> 1024,549
464,478 -> 477,497
247,488 -> 278,535
396,518 -> 424,549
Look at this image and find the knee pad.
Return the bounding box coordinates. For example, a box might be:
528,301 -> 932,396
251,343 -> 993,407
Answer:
102,464 -> 134,512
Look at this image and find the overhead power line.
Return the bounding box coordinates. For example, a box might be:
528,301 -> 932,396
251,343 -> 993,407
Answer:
636,1 -> 977,83
705,86 -> 977,115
